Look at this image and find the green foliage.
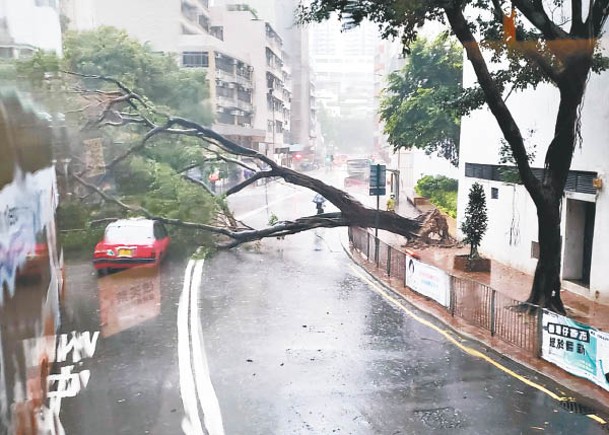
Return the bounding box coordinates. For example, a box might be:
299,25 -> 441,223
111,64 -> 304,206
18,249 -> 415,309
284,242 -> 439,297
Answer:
380,34 -> 462,166
268,213 -> 279,226
116,156 -> 216,249
59,227 -> 105,256
57,201 -> 125,254
460,182 -> 488,259
415,175 -> 458,218
15,51 -> 61,86
61,26 -> 212,125
57,201 -> 90,230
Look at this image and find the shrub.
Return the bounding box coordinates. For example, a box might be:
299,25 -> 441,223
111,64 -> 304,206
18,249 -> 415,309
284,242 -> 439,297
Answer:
460,182 -> 488,258
415,175 -> 458,218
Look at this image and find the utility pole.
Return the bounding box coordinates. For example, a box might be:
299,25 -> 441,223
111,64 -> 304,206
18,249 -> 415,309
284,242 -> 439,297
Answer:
369,163 -> 386,264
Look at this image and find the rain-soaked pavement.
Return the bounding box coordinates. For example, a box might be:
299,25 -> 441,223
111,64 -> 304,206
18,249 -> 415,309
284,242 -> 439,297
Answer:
52,177 -> 607,434
5,174 -> 607,434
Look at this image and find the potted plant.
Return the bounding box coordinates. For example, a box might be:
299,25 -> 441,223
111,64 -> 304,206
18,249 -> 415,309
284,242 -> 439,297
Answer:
454,182 -> 491,272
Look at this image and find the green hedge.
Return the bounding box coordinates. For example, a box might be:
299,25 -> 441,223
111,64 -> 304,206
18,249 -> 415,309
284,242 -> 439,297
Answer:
415,175 -> 458,218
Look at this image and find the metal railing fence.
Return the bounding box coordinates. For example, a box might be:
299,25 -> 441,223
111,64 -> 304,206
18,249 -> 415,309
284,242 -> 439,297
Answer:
349,226 -> 539,355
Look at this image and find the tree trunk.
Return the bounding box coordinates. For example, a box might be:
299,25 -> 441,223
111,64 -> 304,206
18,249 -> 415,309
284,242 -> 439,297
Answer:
526,197 -> 566,314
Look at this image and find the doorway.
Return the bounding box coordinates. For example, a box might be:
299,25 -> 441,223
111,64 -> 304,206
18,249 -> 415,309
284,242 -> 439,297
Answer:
563,199 -> 596,287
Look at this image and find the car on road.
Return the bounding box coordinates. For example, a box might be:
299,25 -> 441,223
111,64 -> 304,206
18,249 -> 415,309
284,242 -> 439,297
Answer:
93,218 -> 170,275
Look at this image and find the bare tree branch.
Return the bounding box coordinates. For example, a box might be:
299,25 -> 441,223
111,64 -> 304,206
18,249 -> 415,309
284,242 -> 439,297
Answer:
488,0 -> 562,84
208,149 -> 259,172
571,0 -> 584,33
182,174 -> 215,196
226,170 -> 275,195
512,0 -> 570,40
587,0 -> 609,35
67,72 -> 427,248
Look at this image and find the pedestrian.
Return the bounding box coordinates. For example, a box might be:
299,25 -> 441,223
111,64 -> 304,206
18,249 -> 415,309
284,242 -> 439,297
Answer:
386,194 -> 396,212
313,193 -> 326,214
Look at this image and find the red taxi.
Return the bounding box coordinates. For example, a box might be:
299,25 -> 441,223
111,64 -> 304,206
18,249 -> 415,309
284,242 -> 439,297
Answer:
93,218 -> 170,275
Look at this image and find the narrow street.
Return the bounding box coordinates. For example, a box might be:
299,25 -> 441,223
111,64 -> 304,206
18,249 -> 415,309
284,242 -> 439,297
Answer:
52,177 -> 606,434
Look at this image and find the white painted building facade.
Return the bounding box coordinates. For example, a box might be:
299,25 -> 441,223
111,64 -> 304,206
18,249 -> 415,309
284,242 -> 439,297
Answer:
457,37 -> 609,301
0,0 -> 62,58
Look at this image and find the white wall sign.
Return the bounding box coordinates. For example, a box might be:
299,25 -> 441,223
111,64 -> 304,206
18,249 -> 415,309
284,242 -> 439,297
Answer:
405,254 -> 450,308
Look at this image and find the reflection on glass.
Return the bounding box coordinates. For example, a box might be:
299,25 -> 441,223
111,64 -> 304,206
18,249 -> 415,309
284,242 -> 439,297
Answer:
98,266 -> 161,338
0,92 -> 64,433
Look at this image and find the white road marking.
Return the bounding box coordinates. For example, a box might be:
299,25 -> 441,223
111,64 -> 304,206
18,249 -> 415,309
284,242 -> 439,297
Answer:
189,259 -> 225,435
177,260 -> 204,435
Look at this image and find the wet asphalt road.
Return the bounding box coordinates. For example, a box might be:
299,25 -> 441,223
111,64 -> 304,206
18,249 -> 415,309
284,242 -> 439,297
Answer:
54,173 -> 606,434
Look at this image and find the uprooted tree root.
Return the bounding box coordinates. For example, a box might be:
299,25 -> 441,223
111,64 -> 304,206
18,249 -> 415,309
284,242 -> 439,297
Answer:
402,209 -> 458,249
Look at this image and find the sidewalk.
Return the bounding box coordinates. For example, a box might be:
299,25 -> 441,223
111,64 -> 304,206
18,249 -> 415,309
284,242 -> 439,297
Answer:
379,203 -> 609,332
348,209 -> 609,414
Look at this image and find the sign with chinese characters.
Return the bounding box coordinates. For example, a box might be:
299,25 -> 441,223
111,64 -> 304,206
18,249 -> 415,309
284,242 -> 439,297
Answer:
83,138 -> 105,177
405,254 -> 451,308
98,266 -> 161,338
541,310 -> 597,383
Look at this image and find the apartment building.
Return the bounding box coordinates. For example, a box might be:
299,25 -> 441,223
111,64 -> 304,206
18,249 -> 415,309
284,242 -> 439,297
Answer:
60,0 -> 290,152
209,4 -> 291,158
215,0 -> 315,151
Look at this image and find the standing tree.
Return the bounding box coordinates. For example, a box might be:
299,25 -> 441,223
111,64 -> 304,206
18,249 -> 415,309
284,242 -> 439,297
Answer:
461,182 -> 488,259
298,0 -> 609,313
380,33 -> 463,166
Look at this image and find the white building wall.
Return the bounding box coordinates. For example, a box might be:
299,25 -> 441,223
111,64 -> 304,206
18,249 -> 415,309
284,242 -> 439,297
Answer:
1,0 -> 62,54
89,0 -> 182,53
60,0 -> 96,31
457,35 -> 609,300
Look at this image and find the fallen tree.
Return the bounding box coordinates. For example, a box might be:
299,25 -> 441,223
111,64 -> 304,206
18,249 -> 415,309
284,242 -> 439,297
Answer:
67,73 -> 443,249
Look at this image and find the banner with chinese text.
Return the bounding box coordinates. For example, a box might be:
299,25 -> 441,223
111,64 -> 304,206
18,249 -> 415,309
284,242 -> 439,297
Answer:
405,255 -> 450,308
541,310 -> 597,383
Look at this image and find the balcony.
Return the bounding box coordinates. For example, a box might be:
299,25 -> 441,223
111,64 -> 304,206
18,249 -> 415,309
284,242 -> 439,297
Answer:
217,95 -> 236,109
236,99 -> 253,113
235,75 -> 252,89
216,68 -> 236,83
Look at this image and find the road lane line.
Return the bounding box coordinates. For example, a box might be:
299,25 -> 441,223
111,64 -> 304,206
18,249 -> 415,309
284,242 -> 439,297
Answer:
178,260 -> 205,435
236,191 -> 301,220
348,264 -> 608,425
189,259 -> 225,435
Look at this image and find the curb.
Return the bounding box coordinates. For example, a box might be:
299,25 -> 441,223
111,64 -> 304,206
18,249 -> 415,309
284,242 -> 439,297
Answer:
338,232 -> 609,418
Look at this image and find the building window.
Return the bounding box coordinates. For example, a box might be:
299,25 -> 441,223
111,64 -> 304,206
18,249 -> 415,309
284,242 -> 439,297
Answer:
198,15 -> 210,33
0,47 -> 14,59
465,162 -> 597,195
217,86 -> 234,98
211,26 -> 224,41
217,112 -> 234,125
35,0 -> 57,8
491,187 -> 499,199
182,51 -> 209,68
